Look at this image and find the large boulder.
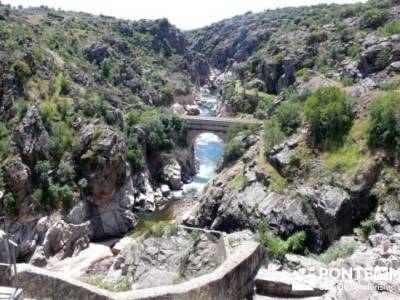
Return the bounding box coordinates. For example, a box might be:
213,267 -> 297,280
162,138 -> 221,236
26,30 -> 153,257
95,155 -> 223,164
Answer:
75,124 -> 138,239
3,159 -> 31,205
257,55 -> 297,94
42,220 -> 91,261
107,229 -> 223,289
358,34 -> 400,76
298,185 -> 352,243
15,106 -> 49,166
84,42 -> 109,64
76,124 -> 127,207
162,158 -> 183,190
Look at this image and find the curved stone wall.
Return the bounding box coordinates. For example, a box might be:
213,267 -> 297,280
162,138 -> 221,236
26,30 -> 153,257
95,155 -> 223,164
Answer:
1,241 -> 264,300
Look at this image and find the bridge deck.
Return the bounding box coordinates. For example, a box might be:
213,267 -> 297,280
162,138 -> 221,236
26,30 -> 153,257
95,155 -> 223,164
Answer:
182,115 -> 262,126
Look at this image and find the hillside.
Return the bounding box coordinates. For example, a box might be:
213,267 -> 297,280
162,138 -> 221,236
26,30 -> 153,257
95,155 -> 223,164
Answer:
0,0 -> 399,298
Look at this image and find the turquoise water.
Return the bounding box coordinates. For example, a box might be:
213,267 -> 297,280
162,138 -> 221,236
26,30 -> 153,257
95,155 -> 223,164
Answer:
183,97 -> 224,196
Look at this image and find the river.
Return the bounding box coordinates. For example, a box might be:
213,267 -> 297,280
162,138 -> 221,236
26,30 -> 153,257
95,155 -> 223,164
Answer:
182,96 -> 224,196
130,95 -> 224,235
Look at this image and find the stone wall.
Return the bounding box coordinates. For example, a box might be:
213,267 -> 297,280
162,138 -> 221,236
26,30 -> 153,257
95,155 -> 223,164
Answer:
1,241 -> 264,300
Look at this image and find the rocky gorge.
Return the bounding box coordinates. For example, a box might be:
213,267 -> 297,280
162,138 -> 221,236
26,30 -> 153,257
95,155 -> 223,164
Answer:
0,0 -> 400,299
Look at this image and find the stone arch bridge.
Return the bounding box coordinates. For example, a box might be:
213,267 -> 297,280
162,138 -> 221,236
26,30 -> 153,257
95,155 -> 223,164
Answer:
182,115 -> 262,146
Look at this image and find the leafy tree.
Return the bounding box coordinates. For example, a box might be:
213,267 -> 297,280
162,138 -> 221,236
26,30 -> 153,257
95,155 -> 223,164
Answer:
275,101 -> 302,136
304,86 -> 354,148
367,91 -> 400,151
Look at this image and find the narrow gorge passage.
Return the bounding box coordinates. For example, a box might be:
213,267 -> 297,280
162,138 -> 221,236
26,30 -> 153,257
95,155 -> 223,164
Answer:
183,95 -> 224,196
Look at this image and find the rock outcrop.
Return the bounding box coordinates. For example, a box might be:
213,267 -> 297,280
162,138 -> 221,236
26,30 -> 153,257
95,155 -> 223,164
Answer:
75,124 -> 138,239
15,106 -> 49,167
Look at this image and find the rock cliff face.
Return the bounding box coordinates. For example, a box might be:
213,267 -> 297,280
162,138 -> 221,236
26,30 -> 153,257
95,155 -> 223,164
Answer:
186,137 -> 379,253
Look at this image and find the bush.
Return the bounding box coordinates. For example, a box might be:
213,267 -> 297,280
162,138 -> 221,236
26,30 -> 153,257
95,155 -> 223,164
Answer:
13,59 -> 31,87
78,178 -> 88,191
313,240 -> 359,264
304,86 -> 354,148
367,92 -> 400,151
286,231 -> 306,254
381,20 -> 400,36
222,138 -> 246,166
59,185 -> 74,209
275,101 -> 302,136
127,148 -> 145,171
56,161 -> 75,184
59,75 -> 70,95
101,58 -> 112,79
35,160 -> 51,184
263,120 -> 285,155
295,68 -> 311,81
256,221 -> 306,259
360,9 -> 387,29
306,31 -> 328,46
3,193 -> 17,218
375,49 -> 391,70
160,83 -> 174,105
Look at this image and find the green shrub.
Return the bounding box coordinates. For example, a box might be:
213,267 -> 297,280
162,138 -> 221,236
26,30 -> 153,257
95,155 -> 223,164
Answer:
59,75 -> 70,95
13,59 -> 31,87
78,178 -> 88,191
263,120 -> 285,155
3,193 -> 17,218
32,188 -> 44,203
256,221 -> 306,259
127,148 -> 145,171
275,101 -> 302,136
306,31 -> 328,46
101,58 -> 112,79
360,9 -> 387,29
35,160 -> 51,184
160,83 -> 175,105
59,185 -> 74,209
295,68 -> 311,81
381,20 -> 400,36
313,240 -> 359,264
346,45 -> 361,59
367,92 -> 400,151
222,138 -> 246,166
304,86 -> 354,148
375,49 -> 391,70
48,183 -> 61,208
286,231 -> 306,254
56,161 -> 75,184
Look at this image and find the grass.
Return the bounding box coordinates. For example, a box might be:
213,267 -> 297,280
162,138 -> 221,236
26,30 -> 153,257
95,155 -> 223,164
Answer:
312,240 -> 359,264
227,171 -> 248,190
322,120 -> 370,174
81,275 -> 133,292
258,138 -> 287,192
